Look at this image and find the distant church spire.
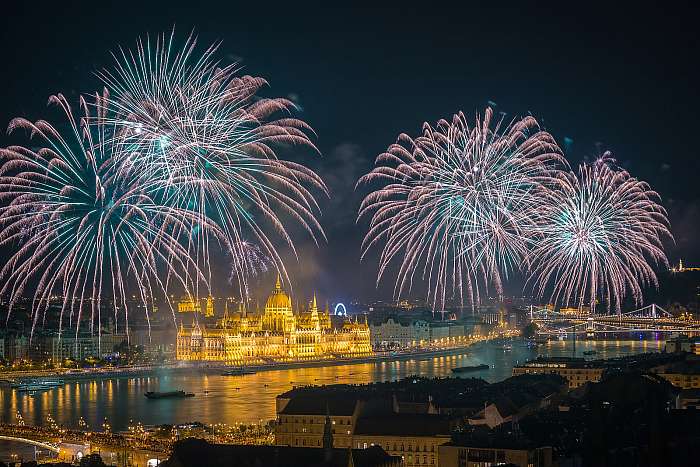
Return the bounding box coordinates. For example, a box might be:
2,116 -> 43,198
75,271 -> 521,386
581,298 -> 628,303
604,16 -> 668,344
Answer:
311,293 -> 318,313
221,300 -> 228,327
275,274 -> 282,291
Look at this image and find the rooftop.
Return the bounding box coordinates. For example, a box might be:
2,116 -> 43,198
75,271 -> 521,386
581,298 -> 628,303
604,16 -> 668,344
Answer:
280,396 -> 359,416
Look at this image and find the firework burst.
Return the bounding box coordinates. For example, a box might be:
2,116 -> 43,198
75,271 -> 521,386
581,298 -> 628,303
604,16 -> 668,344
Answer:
358,108 -> 565,309
96,32 -> 327,295
0,93 -> 214,335
529,154 -> 672,313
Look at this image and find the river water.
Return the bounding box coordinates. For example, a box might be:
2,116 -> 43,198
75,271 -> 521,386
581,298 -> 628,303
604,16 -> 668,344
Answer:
0,338 -> 662,433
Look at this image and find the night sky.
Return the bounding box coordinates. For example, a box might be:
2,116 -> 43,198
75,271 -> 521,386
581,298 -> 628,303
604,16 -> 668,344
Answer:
1,3 -> 698,304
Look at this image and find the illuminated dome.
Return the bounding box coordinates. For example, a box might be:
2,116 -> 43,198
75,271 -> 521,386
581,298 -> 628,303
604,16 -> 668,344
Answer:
265,275 -> 292,310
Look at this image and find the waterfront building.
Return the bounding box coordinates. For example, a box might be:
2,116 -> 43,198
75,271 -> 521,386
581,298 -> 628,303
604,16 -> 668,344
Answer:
429,323 -> 470,346
512,357 -> 604,389
48,333 -> 127,363
6,334 -> 28,361
665,334 -> 700,354
370,318 -> 430,349
176,277 -> 372,363
129,326 -> 177,358
369,317 -> 484,350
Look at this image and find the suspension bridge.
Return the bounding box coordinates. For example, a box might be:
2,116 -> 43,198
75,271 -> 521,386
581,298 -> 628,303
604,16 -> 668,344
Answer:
529,304 -> 700,336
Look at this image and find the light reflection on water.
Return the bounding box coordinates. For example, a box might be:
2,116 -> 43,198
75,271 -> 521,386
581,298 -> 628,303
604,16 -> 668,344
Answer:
0,339 -> 662,430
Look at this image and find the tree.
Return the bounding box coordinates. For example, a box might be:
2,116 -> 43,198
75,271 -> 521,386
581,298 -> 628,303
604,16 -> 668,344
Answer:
521,322 -> 538,339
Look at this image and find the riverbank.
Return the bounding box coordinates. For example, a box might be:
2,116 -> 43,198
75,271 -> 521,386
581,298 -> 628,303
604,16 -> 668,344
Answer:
197,342 -> 488,374
0,340 -> 488,383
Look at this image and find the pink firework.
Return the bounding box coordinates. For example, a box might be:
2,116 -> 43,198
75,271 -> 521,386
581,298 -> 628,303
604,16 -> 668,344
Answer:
0,93 -> 219,336
358,108 -> 565,310
529,153 -> 672,314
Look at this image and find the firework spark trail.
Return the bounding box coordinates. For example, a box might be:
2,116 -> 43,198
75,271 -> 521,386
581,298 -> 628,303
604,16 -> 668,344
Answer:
228,241 -> 271,297
358,108 -> 565,310
95,31 -> 327,297
0,92 -> 216,337
528,153 -> 672,314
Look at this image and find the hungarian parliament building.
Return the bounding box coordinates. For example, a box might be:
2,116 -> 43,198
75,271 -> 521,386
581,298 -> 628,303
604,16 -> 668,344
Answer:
176,277 -> 372,363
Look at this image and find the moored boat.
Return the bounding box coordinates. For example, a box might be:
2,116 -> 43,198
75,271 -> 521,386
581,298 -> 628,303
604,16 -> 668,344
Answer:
12,379 -> 64,391
451,364 -> 489,373
221,367 -> 256,376
36,379 -> 64,387
144,390 -> 194,399
16,383 -> 52,392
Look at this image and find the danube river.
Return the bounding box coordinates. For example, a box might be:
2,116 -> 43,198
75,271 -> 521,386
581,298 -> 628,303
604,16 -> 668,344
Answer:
0,338 -> 662,432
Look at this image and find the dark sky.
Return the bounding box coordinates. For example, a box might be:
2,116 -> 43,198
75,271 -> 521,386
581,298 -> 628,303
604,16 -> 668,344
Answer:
1,2 -> 698,304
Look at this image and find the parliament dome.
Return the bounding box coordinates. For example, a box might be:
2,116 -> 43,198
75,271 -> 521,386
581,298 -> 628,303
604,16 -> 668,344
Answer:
265,275 -> 292,310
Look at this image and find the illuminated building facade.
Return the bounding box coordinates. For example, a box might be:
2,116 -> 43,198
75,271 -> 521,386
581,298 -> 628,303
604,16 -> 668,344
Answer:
177,295 -> 214,317
670,258 -> 700,273
275,395 -> 452,466
512,358 -> 604,388
176,277 -> 372,363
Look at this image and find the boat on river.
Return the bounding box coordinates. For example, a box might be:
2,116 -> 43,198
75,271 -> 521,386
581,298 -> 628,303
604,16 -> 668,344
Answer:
15,383 -> 52,392
36,379 -> 64,387
144,390 -> 194,399
12,379 -> 64,391
221,367 -> 256,376
451,364 -> 489,373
